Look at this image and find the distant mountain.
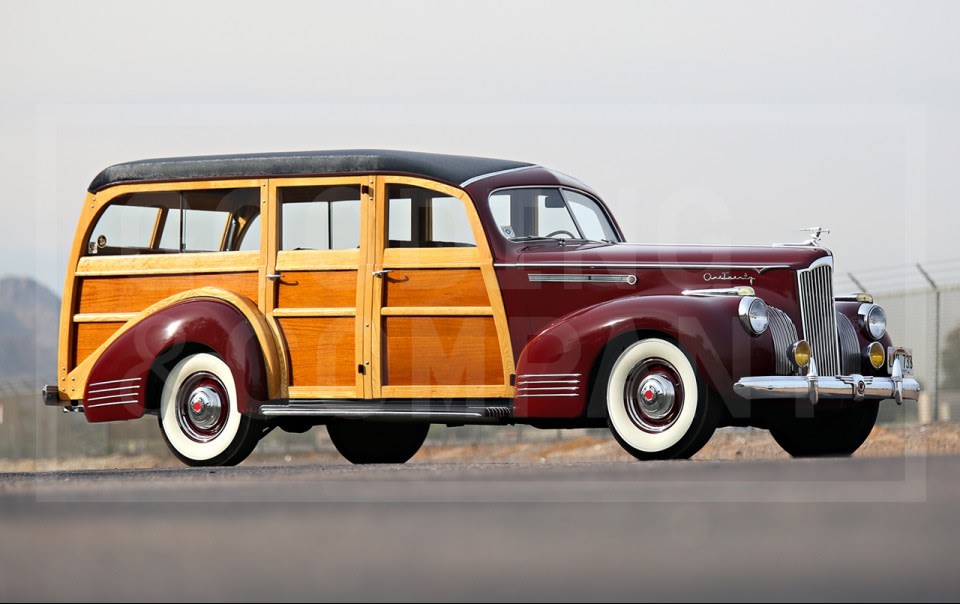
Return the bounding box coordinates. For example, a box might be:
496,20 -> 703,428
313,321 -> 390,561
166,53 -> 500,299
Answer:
0,276 -> 60,383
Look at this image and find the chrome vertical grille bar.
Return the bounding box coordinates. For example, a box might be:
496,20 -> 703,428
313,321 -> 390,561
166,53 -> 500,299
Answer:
797,262 -> 840,376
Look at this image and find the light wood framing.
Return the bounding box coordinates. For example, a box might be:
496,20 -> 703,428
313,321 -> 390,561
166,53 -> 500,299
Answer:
58,174 -> 515,403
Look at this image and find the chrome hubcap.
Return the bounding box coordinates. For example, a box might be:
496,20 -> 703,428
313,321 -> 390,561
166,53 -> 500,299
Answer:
187,385 -> 223,430
636,374 -> 676,420
176,372 -> 229,443
624,359 -> 684,433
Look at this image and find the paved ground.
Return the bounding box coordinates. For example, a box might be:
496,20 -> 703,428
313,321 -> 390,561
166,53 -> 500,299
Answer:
2,456 -> 959,601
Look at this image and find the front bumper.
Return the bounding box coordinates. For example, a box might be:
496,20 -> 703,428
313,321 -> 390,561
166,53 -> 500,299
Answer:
733,358 -> 919,405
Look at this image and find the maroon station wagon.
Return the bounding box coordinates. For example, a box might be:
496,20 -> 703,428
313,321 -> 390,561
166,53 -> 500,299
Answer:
45,150 -> 920,466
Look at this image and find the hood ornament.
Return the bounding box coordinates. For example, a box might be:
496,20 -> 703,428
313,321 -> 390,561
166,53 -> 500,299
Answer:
799,226 -> 831,247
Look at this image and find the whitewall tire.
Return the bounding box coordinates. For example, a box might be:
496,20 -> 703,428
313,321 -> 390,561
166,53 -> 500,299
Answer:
605,338 -> 717,460
158,353 -> 264,467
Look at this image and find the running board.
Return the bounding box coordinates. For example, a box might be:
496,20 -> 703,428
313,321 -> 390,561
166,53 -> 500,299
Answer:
258,401 -> 513,423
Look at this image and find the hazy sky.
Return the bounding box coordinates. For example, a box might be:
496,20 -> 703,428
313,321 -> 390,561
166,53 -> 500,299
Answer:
2,0 -> 959,297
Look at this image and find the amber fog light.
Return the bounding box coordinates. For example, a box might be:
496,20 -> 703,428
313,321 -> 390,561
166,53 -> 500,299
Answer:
865,341 -> 885,369
791,340 -> 811,368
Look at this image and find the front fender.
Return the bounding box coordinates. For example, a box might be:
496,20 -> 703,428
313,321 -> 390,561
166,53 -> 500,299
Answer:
513,295 -> 777,418
83,298 -> 272,423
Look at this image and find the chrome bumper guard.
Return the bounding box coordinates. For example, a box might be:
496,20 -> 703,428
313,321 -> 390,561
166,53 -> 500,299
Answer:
733,358 -> 920,406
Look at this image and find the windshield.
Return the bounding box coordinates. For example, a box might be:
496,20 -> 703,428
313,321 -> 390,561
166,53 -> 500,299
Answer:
488,187 -> 620,242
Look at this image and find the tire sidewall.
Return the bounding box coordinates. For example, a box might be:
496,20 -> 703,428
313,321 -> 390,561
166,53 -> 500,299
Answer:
607,338 -> 700,454
160,353 -> 242,462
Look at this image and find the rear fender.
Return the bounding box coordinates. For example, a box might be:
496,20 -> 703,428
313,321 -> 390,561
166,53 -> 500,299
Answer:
83,295 -> 277,423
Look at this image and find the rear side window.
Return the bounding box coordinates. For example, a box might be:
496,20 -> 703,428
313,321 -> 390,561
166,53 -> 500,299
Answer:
386,184 -> 476,248
86,188 -> 260,256
279,185 -> 362,251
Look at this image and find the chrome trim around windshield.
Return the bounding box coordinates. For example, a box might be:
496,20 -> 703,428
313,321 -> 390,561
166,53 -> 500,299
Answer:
529,273 -> 637,285
495,262 -> 791,274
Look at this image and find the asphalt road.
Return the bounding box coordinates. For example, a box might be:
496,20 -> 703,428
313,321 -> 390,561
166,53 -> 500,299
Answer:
2,456 -> 959,602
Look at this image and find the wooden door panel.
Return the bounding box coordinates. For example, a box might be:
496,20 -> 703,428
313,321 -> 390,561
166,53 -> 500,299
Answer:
279,317 -> 357,387
275,270 -> 358,309
383,316 -> 502,386
383,269 -> 489,308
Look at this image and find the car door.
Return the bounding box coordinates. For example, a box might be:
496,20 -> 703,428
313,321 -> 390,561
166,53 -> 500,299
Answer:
263,176 -> 371,399
366,175 -> 515,399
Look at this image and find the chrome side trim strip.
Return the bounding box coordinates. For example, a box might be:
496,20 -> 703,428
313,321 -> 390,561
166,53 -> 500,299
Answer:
528,273 -> 637,285
517,373 -> 581,379
514,379 -> 579,385
516,386 -> 580,392
459,165 -> 537,188
87,384 -> 141,395
89,377 -> 142,387
495,263 -> 790,274
514,393 -> 579,398
87,391 -> 142,402
85,399 -> 139,408
681,286 -> 756,297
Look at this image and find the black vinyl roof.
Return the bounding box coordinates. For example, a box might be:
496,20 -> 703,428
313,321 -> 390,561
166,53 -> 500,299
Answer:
88,149 -> 533,193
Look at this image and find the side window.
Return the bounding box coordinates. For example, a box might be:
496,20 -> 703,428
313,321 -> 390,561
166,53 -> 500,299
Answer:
280,185 -> 362,251
86,187 -> 260,256
386,184 -> 476,248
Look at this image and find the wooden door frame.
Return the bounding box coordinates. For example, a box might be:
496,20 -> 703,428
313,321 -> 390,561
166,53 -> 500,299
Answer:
264,175 -> 373,400
369,175 -> 515,399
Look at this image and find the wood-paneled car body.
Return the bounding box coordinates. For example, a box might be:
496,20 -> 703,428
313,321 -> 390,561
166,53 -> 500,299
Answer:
45,150 -> 919,465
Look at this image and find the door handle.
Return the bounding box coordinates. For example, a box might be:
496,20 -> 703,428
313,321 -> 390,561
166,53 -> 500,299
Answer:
372,269 -> 394,278
267,273 -> 283,280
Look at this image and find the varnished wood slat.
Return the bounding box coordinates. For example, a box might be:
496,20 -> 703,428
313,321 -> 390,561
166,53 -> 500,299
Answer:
381,247 -> 481,268
272,307 -> 356,317
383,268 -> 489,307
279,317 -> 357,387
383,317 -> 502,386
287,386 -> 358,399
76,251 -> 260,276
73,313 -> 137,323
275,270 -> 357,309
73,322 -> 124,365
380,306 -> 492,316
276,249 -> 360,271
381,385 -> 512,398
77,273 -> 258,314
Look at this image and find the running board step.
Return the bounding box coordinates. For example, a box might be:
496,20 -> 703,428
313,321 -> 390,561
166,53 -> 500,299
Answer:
259,402 -> 512,423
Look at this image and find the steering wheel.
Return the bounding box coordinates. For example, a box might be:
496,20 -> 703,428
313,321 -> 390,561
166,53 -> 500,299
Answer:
545,229 -> 576,239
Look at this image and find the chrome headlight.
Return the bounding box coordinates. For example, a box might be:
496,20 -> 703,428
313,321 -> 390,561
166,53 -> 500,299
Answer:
739,296 -> 769,336
858,303 -> 887,340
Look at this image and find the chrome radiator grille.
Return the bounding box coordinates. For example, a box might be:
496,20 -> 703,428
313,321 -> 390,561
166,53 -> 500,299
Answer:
797,263 -> 841,376
767,306 -> 799,375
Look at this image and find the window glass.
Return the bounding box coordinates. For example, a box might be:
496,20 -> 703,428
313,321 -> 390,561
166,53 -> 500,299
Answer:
486,187 -> 620,242
86,187 -> 260,256
564,189 -> 619,242
386,184 -> 476,248
237,214 -> 261,251
280,185 -> 361,251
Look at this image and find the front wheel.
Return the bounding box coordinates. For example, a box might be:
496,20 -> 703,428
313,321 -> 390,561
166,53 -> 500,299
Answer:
769,402 -> 879,458
327,421 -> 429,464
605,338 -> 718,461
158,353 -> 266,467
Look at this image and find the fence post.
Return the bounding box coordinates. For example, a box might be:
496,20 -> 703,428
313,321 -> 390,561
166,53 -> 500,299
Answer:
916,264 -> 941,422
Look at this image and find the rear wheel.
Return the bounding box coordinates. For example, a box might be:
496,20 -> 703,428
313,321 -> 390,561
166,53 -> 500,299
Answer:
158,353 -> 265,467
327,421 -> 429,464
605,338 -> 718,461
769,402 -> 879,458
